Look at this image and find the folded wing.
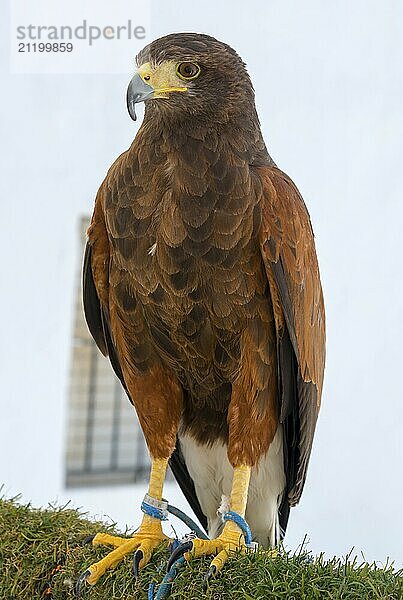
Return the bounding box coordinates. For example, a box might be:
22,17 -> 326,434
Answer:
257,166 -> 325,509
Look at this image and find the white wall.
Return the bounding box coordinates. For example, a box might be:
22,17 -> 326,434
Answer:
1,0 -> 402,566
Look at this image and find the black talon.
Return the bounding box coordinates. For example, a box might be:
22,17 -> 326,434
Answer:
167,540 -> 193,571
75,569 -> 91,597
81,534 -> 96,546
132,549 -> 143,578
202,565 -> 217,592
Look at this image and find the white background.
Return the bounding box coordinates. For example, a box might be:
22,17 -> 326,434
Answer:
1,0 -> 402,567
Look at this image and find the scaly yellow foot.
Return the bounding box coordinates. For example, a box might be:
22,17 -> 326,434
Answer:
167,521 -> 277,589
76,516 -> 170,594
167,519 -> 250,580
76,458 -> 172,595
187,520 -> 248,573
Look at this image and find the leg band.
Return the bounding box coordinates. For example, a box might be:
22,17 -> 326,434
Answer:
222,511 -> 253,546
141,493 -> 169,521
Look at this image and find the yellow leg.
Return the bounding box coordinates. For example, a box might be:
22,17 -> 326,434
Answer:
82,458 -> 170,586
184,465 -> 252,573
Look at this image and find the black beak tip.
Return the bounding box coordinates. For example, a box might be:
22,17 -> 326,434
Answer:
126,96 -> 137,121
129,107 -> 137,121
126,73 -> 154,122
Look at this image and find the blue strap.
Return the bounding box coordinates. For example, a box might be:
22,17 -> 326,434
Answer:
148,556 -> 186,599
141,500 -> 168,521
148,582 -> 156,600
170,538 -> 182,552
222,510 -> 253,546
167,504 -> 209,540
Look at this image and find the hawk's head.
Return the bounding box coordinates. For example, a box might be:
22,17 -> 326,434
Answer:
127,33 -> 255,123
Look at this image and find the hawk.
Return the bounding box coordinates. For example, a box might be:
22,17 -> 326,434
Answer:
78,32 -> 325,590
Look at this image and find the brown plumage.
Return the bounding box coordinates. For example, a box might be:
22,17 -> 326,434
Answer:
83,32 -> 325,545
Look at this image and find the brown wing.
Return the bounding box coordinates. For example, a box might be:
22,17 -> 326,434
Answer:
257,165 -> 325,507
82,185 -> 127,389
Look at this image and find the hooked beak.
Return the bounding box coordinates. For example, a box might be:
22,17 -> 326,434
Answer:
126,73 -> 154,121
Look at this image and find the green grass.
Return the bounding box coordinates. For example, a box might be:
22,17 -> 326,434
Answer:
0,497 -> 401,600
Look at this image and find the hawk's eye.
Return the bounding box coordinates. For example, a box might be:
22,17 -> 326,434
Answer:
176,62 -> 201,80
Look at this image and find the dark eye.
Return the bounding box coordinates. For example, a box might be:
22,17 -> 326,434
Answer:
176,62 -> 201,80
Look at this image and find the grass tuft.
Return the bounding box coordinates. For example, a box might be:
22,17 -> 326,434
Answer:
0,497 -> 401,599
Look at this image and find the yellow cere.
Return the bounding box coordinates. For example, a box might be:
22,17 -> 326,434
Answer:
137,61 -> 188,98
